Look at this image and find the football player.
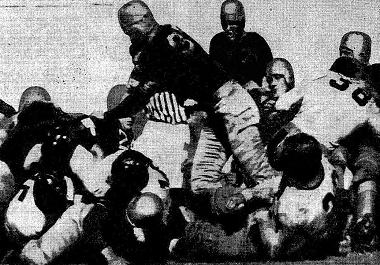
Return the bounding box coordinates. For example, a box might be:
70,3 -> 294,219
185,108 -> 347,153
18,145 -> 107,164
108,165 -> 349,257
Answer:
273,32 -> 379,252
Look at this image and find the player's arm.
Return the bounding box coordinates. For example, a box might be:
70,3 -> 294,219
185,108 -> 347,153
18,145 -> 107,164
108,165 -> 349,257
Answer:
258,35 -> 273,66
225,176 -> 281,212
104,27 -> 186,121
209,34 -> 225,65
275,82 -> 306,111
104,69 -> 155,120
20,202 -> 94,265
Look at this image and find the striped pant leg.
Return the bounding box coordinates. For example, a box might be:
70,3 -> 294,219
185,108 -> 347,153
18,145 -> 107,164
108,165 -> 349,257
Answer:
191,125 -> 228,193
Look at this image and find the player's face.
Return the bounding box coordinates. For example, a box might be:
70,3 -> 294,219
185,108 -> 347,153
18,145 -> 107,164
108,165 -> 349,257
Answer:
221,2 -> 245,41
121,22 -> 147,43
267,74 -> 288,99
340,34 -> 368,66
223,20 -> 243,41
261,74 -> 287,109
266,62 -> 290,99
262,61 -> 292,109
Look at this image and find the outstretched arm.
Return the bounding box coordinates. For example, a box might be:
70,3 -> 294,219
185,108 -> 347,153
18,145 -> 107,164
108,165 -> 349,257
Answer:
104,69 -> 157,120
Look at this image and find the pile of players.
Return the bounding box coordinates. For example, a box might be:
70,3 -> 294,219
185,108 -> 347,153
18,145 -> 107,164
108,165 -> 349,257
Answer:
0,0 -> 379,264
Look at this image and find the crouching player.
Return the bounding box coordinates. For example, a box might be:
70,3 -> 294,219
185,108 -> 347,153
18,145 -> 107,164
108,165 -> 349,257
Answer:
272,32 -> 380,253
262,133 -> 344,260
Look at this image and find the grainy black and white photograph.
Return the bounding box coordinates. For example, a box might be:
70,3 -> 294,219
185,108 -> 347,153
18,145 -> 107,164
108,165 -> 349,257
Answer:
0,0 -> 379,264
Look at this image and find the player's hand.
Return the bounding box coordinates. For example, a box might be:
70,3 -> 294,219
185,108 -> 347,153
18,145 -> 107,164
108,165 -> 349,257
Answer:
81,117 -> 97,136
225,193 -> 246,212
119,117 -> 133,130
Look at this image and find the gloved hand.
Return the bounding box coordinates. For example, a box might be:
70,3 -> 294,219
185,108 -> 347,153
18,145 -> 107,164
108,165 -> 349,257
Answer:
212,186 -> 240,216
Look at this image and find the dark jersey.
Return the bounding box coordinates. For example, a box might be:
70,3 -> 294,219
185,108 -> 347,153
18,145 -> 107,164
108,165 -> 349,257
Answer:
0,99 -> 16,118
209,32 -> 273,86
105,24 -> 230,120
0,101 -> 122,184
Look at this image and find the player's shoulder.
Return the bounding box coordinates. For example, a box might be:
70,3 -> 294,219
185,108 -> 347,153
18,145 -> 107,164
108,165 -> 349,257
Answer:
210,33 -> 230,51
244,32 -> 267,42
161,24 -> 192,40
161,25 -> 202,54
245,31 -> 262,38
211,32 -> 226,41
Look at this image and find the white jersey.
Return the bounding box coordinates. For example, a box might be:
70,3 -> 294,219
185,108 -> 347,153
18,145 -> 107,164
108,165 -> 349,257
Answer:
276,70 -> 380,149
277,156 -> 336,228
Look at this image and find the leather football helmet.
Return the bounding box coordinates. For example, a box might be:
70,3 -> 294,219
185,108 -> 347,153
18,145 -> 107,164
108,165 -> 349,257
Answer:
339,31 -> 371,66
126,192 -> 164,228
220,0 -> 245,41
266,58 -> 295,92
118,0 -> 158,42
18,86 -> 51,113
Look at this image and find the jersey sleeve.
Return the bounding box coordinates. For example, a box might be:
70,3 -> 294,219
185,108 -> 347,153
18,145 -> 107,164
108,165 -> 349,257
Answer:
104,68 -> 155,120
